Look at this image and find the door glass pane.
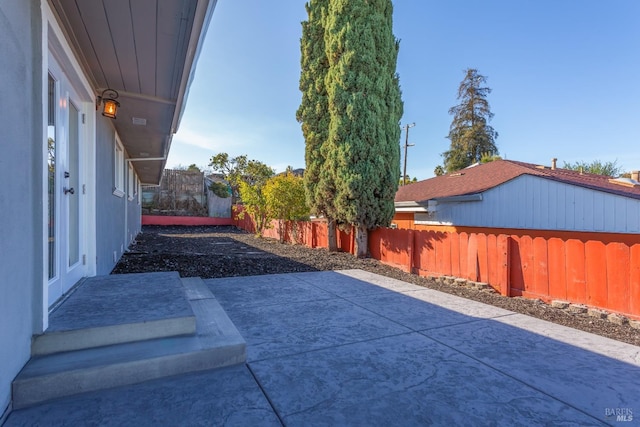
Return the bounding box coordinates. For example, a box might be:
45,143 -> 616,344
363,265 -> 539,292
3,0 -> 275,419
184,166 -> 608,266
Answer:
47,74 -> 56,279
68,103 -> 79,266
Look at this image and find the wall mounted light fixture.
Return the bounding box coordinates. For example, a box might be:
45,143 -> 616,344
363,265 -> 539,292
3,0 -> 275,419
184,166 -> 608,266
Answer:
96,88 -> 120,119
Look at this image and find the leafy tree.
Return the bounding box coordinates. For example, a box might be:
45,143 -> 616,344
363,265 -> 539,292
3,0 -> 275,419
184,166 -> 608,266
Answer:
209,153 -> 274,203
399,176 -> 417,186
209,181 -> 230,198
244,160 -> 275,186
480,152 -> 502,163
235,161 -> 275,236
187,164 -> 201,172
209,153 -> 248,203
238,181 -> 270,236
324,0 -> 403,258
264,171 -> 310,242
297,0 -> 339,251
563,159 -> 622,177
443,69 -> 498,172
433,165 -> 445,177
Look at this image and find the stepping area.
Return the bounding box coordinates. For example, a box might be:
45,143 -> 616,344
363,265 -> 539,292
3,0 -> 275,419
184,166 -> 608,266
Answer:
33,272 -> 196,355
6,270 -> 640,425
11,272 -> 245,410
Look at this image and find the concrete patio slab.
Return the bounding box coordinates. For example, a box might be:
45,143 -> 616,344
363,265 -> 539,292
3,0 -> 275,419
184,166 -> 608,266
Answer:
7,366 -> 280,427
212,296 -> 411,361
7,269 -> 639,426
423,314 -> 640,420
289,269 -> 419,298
250,332 -> 603,426
344,289 -> 514,331
207,273 -> 334,311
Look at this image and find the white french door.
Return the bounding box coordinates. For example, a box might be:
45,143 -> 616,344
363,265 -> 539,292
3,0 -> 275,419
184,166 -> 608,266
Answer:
47,55 -> 87,307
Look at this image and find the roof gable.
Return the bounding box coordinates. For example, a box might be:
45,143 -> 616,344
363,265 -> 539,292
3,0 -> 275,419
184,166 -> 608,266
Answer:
395,160 -> 640,203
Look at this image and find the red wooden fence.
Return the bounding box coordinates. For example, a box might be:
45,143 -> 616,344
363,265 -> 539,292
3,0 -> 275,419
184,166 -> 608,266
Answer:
142,215 -> 232,226
232,211 -> 639,319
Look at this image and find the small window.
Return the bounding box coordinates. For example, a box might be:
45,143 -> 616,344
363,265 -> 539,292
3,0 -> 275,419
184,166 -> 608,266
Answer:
128,163 -> 135,200
113,136 -> 125,197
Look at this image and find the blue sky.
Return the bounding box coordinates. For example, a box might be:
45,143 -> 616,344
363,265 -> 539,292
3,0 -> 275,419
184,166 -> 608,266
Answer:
168,0 -> 640,180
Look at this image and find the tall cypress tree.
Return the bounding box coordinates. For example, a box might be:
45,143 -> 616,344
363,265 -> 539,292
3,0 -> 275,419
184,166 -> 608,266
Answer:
443,68 -> 498,172
297,0 -> 338,251
324,0 -> 403,257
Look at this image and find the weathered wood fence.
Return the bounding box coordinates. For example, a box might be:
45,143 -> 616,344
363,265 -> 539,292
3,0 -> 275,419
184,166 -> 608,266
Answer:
142,169 -> 207,216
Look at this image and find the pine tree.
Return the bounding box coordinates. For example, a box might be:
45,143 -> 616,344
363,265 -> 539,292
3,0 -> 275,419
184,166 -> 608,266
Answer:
324,0 -> 403,257
443,69 -> 498,172
297,0 -> 338,251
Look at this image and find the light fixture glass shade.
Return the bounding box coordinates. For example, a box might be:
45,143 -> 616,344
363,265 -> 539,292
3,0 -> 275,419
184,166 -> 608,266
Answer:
102,98 -> 119,119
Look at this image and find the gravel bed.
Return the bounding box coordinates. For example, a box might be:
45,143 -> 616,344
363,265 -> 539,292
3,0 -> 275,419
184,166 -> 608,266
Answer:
112,225 -> 640,347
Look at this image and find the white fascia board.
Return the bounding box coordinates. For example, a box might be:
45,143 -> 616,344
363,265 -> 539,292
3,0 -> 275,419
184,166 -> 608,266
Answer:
414,219 -> 454,226
432,193 -> 483,203
394,200 -> 429,212
395,206 -> 428,212
171,0 -> 217,134
165,1 -> 217,179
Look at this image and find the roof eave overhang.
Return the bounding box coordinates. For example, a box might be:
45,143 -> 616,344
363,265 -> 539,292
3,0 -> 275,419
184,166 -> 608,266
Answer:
172,0 -> 216,134
433,193 -> 483,203
161,0 -> 217,184
394,201 -> 429,212
395,193 -> 483,212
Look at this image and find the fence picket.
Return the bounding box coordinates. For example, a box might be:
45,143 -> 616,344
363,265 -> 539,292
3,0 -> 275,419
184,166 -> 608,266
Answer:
606,242 -> 629,314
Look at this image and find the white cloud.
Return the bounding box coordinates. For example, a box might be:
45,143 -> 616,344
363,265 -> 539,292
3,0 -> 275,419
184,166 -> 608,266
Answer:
173,126 -> 254,153
169,113 -> 306,172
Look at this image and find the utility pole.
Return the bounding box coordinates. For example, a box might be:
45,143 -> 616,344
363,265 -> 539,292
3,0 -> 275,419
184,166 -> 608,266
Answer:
402,123 -> 415,185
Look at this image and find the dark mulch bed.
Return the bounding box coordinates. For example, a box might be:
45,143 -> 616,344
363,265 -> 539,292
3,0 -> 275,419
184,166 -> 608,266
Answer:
112,225 -> 640,346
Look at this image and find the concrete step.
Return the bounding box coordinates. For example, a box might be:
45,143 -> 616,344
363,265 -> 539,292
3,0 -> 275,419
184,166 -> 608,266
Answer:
13,277 -> 246,409
33,272 -> 196,355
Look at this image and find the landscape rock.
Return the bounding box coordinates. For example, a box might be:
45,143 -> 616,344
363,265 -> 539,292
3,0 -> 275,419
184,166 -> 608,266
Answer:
568,304 -> 588,314
607,314 -> 628,325
551,300 -> 570,309
587,309 -> 608,319
454,278 -> 468,286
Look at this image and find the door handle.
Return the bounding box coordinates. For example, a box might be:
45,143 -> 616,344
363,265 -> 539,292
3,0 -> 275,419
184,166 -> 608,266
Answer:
64,187 -> 75,195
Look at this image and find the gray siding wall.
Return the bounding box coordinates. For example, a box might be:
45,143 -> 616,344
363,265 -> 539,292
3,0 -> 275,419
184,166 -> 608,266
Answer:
0,0 -> 42,415
95,118 -> 127,275
433,175 -> 640,233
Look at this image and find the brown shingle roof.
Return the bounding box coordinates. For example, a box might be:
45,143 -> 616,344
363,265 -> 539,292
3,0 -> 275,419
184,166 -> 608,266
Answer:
395,160 -> 640,203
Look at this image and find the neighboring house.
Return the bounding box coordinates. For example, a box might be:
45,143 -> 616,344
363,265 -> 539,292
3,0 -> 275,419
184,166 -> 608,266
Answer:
394,159 -> 640,233
0,0 -> 216,418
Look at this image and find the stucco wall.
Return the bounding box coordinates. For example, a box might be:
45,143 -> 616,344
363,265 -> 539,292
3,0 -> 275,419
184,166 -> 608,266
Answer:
95,117 -> 127,275
0,0 -> 42,416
